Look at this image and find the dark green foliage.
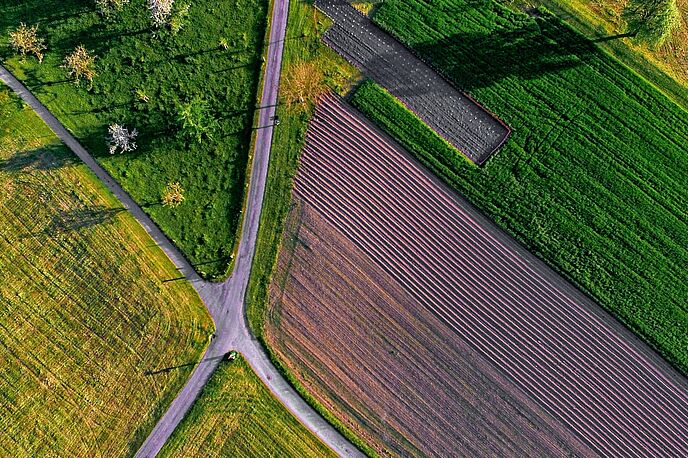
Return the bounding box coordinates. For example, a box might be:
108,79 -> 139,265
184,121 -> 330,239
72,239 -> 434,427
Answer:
622,0 -> 681,47
354,0 -> 688,374
0,0 -> 267,279
176,97 -> 218,143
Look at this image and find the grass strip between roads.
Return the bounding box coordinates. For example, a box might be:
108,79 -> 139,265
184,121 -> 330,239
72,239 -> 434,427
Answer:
244,0 -> 376,455
159,355 -> 336,457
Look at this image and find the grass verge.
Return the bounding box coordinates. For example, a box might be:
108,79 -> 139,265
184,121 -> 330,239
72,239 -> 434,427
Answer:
0,85 -> 212,456
159,354 -> 335,457
0,0 -> 268,279
350,0 -> 688,375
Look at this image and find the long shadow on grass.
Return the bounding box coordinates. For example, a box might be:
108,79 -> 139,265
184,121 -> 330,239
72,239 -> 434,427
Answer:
0,144 -> 77,172
144,355 -> 226,376
43,205 -> 125,235
370,12 -> 597,96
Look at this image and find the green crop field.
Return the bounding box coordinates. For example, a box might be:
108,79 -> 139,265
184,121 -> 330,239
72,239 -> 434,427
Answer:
0,0 -> 267,279
0,86 -> 212,455
350,0 -> 688,374
160,355 -> 335,457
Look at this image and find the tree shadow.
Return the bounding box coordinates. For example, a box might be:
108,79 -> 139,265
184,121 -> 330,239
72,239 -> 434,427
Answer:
211,61 -> 259,74
323,0 -> 598,97
43,205 -> 125,235
144,355 -> 226,375
0,144 -> 77,172
360,17 -> 596,97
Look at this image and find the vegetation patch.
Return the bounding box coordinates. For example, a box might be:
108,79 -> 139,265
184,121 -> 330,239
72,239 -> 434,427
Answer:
0,0 -> 268,279
160,354 -> 336,457
0,86 -> 212,456
349,0 -> 688,374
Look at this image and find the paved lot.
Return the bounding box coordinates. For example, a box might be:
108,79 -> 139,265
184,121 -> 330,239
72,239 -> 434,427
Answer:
316,0 -> 510,164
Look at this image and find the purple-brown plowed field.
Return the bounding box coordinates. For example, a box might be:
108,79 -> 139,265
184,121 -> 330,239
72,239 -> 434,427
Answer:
266,95 -> 688,457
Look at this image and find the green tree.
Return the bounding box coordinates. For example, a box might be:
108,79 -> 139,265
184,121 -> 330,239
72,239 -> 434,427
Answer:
622,0 -> 681,47
177,98 -> 217,143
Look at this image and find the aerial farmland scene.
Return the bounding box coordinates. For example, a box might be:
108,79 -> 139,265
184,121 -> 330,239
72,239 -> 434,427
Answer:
1,0 -> 686,457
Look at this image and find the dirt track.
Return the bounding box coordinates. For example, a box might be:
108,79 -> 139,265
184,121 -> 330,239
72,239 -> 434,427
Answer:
316,0 -> 509,164
268,94 -> 688,456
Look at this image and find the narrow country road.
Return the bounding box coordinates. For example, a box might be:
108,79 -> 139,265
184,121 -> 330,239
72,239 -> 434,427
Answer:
0,0 -> 362,456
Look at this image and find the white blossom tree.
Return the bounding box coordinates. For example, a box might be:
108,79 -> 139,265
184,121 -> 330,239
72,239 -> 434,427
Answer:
149,0 -> 174,28
108,124 -> 138,154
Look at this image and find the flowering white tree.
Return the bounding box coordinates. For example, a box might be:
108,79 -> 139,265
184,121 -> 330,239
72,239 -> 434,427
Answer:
9,23 -> 46,63
108,124 -> 138,154
149,0 -> 174,28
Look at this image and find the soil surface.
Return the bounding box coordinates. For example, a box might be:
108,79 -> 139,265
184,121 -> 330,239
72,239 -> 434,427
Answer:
268,94 -> 688,457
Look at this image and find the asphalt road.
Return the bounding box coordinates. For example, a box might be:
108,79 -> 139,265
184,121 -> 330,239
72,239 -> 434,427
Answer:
0,0 -> 363,456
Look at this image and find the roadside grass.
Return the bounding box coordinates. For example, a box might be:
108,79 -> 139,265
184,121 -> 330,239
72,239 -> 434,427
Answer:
159,355 -> 336,457
0,0 -> 267,279
243,0 -> 374,455
528,0 -> 688,109
0,86 -> 212,456
351,0 -> 688,374
245,0 -> 359,340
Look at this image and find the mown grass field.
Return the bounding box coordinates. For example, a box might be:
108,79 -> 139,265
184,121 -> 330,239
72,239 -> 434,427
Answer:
160,355 -> 335,457
532,0 -> 688,108
0,86 -> 212,456
348,0 -> 688,374
0,0 -> 267,279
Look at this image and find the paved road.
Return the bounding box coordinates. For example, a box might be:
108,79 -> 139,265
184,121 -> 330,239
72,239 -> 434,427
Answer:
0,0 -> 363,456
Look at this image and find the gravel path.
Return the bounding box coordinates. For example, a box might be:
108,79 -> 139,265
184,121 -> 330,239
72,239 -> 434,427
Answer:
315,0 -> 510,164
0,1 -> 362,455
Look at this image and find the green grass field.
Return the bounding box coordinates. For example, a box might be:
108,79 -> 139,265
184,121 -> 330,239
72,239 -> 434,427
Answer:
0,0 -> 267,279
0,86 -> 212,455
531,0 -> 688,109
347,0 -> 688,375
160,355 -> 335,457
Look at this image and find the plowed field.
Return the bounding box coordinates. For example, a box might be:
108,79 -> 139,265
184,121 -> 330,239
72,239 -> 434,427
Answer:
266,95 -> 688,457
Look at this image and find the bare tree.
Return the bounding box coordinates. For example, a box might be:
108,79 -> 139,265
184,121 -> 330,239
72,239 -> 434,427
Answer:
622,0 -> 681,47
62,46 -> 97,86
108,124 -> 138,154
9,23 -> 46,63
162,182 -> 185,207
281,61 -> 327,111
149,0 -> 175,28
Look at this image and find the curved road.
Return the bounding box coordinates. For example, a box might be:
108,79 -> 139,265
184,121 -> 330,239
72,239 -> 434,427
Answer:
0,0 -> 362,456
